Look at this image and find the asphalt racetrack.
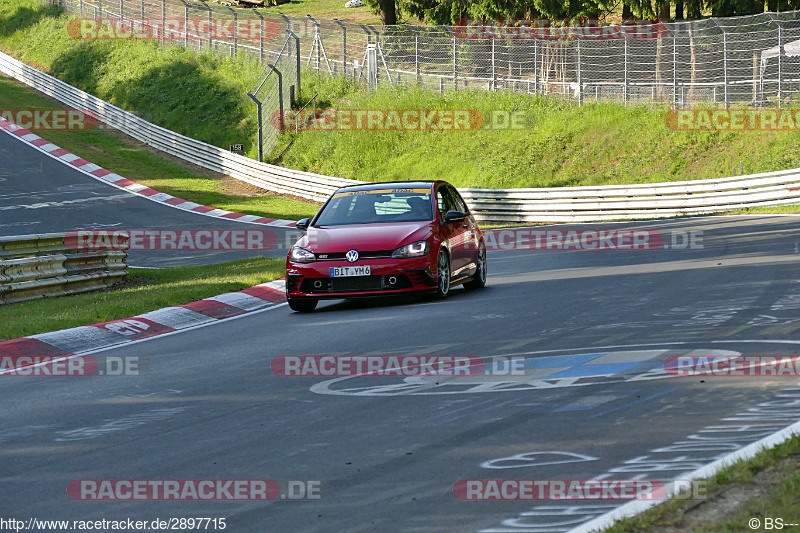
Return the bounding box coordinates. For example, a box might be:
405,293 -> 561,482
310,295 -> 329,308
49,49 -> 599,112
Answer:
3,178 -> 800,531
0,129 -> 299,267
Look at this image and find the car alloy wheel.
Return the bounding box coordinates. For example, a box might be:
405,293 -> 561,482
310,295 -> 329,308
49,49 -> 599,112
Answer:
464,245 -> 487,289
435,249 -> 450,298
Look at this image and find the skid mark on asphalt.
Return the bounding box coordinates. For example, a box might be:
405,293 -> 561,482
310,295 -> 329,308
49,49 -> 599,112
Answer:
586,388 -> 676,419
54,407 -> 189,442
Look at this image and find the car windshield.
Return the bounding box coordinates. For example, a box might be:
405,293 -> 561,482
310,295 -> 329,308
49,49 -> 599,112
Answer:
314,187 -> 434,226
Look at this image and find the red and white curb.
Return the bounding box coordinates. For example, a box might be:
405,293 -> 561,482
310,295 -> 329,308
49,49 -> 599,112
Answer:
0,279 -> 286,363
0,117 -> 297,228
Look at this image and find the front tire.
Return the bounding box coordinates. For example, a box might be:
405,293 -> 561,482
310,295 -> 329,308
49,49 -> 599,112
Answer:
288,298 -> 318,312
464,244 -> 487,290
433,248 -> 451,299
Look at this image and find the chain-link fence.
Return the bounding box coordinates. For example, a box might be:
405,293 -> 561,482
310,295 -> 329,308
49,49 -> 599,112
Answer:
286,12 -> 800,107
54,0 -> 294,60
45,0 -> 800,160
247,32 -> 300,162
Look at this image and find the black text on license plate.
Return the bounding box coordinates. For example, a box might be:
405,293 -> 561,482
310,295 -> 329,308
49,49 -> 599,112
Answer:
330,266 -> 371,277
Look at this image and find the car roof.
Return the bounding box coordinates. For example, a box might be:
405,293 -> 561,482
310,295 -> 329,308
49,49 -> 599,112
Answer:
334,181 -> 439,193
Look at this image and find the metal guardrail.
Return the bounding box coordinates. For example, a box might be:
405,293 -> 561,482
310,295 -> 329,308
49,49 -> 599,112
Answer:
0,233 -> 128,305
2,50 -> 800,223
460,170 -> 800,222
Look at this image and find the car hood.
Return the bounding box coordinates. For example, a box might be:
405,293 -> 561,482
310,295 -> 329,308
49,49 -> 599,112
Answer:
298,222 -> 434,253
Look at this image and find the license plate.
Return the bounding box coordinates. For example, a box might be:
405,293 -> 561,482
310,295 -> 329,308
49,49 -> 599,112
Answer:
330,265 -> 371,277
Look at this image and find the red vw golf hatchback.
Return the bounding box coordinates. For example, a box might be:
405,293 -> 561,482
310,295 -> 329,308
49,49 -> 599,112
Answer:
285,181 -> 487,312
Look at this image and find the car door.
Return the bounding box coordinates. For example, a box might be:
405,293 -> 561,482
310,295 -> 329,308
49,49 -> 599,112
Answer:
437,184 -> 472,279
446,186 -> 480,277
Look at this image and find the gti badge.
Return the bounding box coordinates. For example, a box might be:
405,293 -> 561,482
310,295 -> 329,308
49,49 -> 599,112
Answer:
346,249 -> 359,263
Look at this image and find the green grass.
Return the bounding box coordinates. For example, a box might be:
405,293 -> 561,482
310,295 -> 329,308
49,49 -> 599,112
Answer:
0,70 -> 319,221
281,72 -> 800,189
3,0 -> 800,196
0,257 -> 285,341
259,0 -> 386,24
0,0 -> 317,221
607,435 -> 800,532
0,0 -> 261,153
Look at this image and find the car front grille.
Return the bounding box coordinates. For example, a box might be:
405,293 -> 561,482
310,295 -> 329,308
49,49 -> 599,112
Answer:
300,275 -> 412,294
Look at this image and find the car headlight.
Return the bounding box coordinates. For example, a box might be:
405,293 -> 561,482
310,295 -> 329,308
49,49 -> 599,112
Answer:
290,246 -> 316,263
392,240 -> 429,258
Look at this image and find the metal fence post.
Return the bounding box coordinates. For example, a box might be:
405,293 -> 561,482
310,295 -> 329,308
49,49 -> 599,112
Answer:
161,0 -> 165,45
247,93 -> 263,162
141,0 -> 144,23
289,29 -> 300,99
98,0 -> 103,18
453,36 -> 458,90
367,25 -> 381,84
366,43 -> 377,91
223,6 -> 238,57
723,31 -> 728,107
415,33 -> 420,86
308,15 -> 321,70
183,0 -> 188,48
534,40 -> 539,94
491,38 -> 496,91
206,3 -> 212,50
673,32 -> 677,106
334,19 -> 347,76
120,0 -> 123,20
277,69 -> 284,135
624,37 -> 629,105
778,26 -> 782,108
252,10 -> 265,61
577,40 -> 582,106
276,12 -> 289,31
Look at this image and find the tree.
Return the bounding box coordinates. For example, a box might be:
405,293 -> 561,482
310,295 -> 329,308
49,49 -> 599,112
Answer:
403,0 -> 470,25
363,0 -> 399,25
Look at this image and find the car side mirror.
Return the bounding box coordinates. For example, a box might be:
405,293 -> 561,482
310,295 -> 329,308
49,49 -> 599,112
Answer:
296,218 -> 310,231
444,210 -> 467,224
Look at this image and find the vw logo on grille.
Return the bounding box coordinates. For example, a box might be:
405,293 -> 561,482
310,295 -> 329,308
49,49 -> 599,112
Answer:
346,249 -> 359,263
